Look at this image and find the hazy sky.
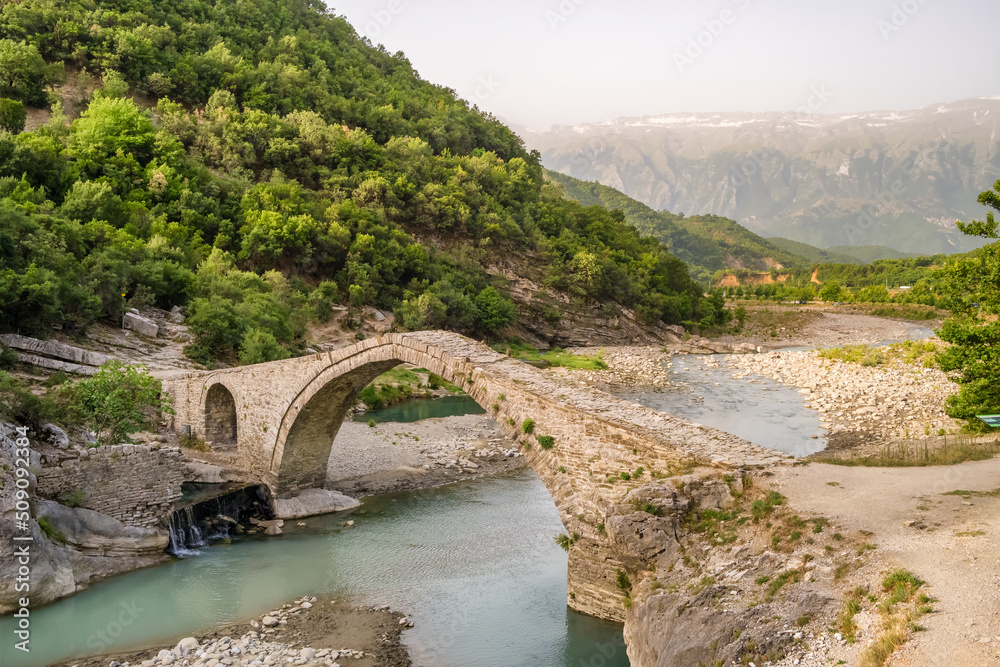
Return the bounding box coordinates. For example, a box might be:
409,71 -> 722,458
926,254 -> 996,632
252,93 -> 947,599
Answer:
328,0 -> 1000,129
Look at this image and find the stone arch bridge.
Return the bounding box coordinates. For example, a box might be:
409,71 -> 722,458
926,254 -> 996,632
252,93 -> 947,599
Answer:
161,331 -> 789,620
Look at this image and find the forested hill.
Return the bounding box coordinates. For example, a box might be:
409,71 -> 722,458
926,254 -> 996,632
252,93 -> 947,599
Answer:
0,0 -> 720,364
546,170 -> 808,281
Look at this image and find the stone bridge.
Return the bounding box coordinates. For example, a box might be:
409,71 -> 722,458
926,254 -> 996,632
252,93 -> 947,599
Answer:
161,331 -> 790,620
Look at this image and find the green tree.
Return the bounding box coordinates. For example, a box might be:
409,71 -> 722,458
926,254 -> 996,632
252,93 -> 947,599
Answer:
474,286 -> 516,333
0,98 -> 26,134
0,40 -> 51,106
819,280 -> 843,302
238,327 -> 291,365
70,362 -> 172,445
936,179 -> 1000,431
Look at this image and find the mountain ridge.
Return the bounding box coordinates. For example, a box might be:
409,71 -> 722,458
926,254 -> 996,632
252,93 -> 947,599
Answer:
517,99 -> 1000,256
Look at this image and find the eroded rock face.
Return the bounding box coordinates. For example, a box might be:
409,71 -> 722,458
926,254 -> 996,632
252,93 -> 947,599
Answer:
625,587 -> 834,666
36,500 -> 168,557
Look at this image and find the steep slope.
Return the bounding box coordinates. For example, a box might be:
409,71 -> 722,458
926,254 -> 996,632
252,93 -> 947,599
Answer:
0,0 -> 716,361
519,100 -> 1000,255
546,171 -> 808,280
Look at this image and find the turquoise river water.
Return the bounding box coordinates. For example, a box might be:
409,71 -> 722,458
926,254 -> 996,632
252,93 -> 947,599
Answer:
1,470 -> 628,667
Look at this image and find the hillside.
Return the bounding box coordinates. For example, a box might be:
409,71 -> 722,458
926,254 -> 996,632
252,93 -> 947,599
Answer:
823,245 -> 920,263
765,238 -> 862,265
546,171 -> 808,281
518,100 -> 1000,255
0,0 -> 719,361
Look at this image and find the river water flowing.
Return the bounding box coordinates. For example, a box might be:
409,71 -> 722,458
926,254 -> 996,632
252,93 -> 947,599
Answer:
1,470 -> 628,667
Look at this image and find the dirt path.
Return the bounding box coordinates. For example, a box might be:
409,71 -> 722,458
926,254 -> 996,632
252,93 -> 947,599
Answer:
771,459 -> 1000,666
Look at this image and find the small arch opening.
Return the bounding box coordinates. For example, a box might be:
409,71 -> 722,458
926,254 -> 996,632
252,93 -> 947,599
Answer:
204,383 -> 238,449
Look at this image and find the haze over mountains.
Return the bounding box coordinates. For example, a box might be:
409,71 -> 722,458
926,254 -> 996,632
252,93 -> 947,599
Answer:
517,98 -> 1000,256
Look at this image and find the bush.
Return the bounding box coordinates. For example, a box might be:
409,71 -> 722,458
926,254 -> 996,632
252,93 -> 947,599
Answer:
0,345 -> 16,370
0,98 -> 26,133
537,435 -> 555,449
68,362 -> 172,446
238,328 -> 291,365
521,418 -> 535,434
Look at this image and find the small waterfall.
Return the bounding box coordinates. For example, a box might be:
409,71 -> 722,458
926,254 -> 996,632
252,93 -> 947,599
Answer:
167,484 -> 273,556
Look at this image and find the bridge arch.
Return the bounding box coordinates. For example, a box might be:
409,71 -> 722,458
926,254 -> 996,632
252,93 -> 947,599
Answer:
267,339 -> 508,496
204,382 -> 238,448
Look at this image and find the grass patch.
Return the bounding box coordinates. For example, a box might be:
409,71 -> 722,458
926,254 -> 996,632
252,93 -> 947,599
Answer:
943,488 -> 1000,498
751,491 -> 785,521
37,516 -> 66,543
819,438 -> 1000,467
495,342 -> 609,370
955,530 -> 986,537
764,571 -> 799,602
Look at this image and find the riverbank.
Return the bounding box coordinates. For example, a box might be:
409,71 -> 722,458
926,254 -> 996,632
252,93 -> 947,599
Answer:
714,309 -> 937,350
53,595 -> 411,667
725,349 -> 963,457
325,413 -> 526,496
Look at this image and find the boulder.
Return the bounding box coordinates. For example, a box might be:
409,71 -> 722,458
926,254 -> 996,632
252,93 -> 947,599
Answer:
36,500 -> 168,557
42,422 -> 70,449
273,488 -> 361,519
168,305 -> 185,323
123,312 -> 160,338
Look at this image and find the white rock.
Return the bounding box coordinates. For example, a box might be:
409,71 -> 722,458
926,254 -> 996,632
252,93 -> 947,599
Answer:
176,637 -> 200,656
261,615 -> 279,627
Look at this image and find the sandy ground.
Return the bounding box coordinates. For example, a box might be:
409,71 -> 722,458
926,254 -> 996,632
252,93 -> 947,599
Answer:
771,459 -> 1000,667
325,414 -> 525,496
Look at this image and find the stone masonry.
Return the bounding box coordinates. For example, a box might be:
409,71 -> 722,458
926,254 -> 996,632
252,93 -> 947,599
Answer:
36,444 -> 185,528
159,331 -> 792,621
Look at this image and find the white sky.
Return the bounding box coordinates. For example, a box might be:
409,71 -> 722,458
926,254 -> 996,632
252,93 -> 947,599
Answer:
328,0 -> 1000,129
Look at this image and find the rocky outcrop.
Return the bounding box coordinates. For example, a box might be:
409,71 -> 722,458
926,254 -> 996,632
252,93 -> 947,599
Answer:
0,423 -> 170,613
36,500 -> 168,557
123,311 -> 161,338
273,488 -> 361,519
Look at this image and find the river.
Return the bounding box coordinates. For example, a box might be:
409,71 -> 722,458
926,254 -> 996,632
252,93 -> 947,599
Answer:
1,470 -> 628,667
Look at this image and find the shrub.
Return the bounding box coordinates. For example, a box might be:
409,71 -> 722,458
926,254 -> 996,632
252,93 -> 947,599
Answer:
537,435 -> 555,449
0,98 -> 26,133
238,327 -> 291,365
521,418 -> 535,434
58,488 -> 87,507
0,345 -> 16,370
68,362 -> 172,446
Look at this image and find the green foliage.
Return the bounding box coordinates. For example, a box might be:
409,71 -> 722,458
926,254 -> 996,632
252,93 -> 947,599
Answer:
0,0 -> 719,363
0,98 -> 26,133
521,418 -> 535,434
936,180 -> 1000,431
0,345 -> 16,370
58,488 -> 87,508
238,327 -> 292,365
536,435 -> 555,449
69,362 -> 172,446
37,516 -> 66,543
751,491 -> 785,521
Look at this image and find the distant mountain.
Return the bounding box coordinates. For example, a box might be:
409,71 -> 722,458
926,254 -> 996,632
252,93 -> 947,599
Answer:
518,99 -> 1000,256
823,245 -> 921,263
546,171 -> 809,280
765,238 -> 863,265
